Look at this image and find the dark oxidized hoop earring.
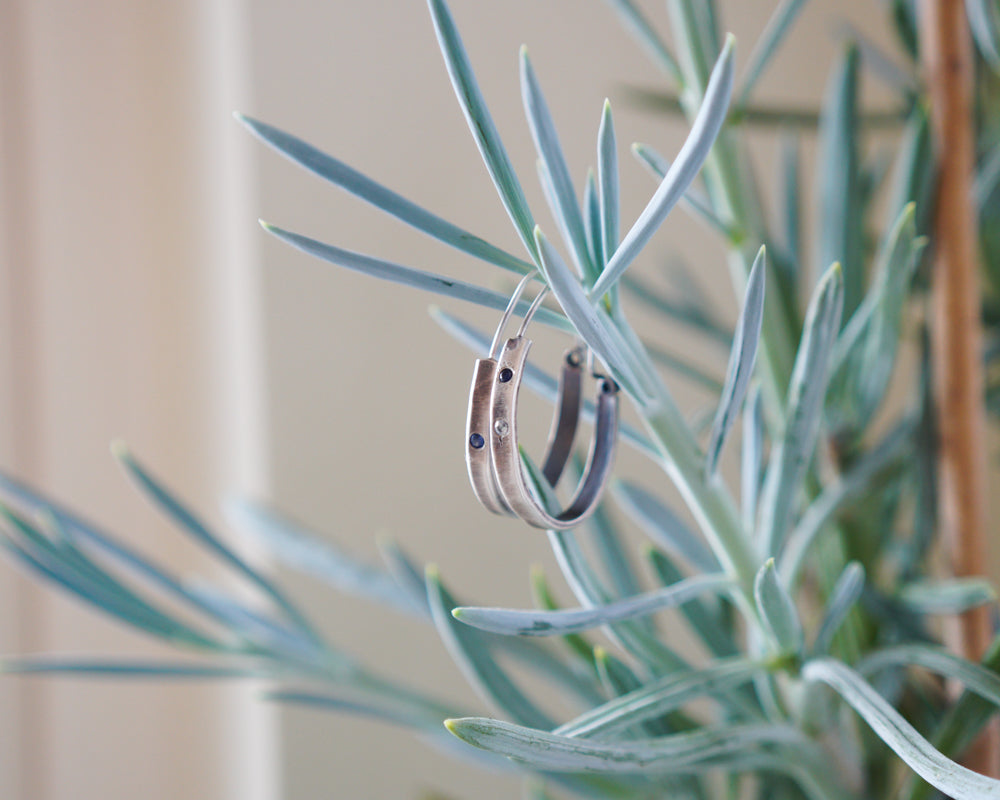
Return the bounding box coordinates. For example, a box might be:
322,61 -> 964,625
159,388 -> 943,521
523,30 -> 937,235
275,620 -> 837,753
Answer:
465,271 -> 583,515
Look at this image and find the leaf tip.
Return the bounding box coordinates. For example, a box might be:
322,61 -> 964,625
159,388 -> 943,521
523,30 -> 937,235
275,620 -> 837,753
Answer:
109,438 -> 130,463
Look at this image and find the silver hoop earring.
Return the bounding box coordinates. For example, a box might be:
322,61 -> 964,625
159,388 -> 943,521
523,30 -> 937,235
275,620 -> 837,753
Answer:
465,272 -> 583,515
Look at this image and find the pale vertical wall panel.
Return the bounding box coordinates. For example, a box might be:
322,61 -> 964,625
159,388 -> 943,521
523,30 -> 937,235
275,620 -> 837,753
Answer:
0,1 -> 275,798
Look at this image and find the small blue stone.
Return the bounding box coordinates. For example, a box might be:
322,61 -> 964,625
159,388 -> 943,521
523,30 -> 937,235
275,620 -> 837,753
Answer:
469,433 -> 485,449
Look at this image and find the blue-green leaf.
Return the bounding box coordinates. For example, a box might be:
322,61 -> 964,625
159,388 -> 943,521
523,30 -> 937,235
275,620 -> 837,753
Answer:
631,144 -> 733,239
600,0 -> 683,83
427,0 -> 539,261
555,657 -> 762,739
817,45 -> 862,321
738,0 -> 810,106
1,659 -> 267,680
825,204 -> 922,438
261,222 -> 571,332
236,114 -> 532,275
546,530 -> 690,673
741,386 -> 764,534
426,567 -> 555,730
224,499 -> 418,616
647,548 -> 737,658
897,579 -> 997,615
968,0 -> 1000,74
113,444 -> 322,646
521,49 -> 595,282
860,644 -> 1000,711
613,481 -> 719,573
445,716 -> 802,773
754,559 -> 803,656
706,246 -> 766,477
590,36 -> 734,300
759,263 -> 844,557
0,470 -> 249,640
812,562 -> 865,655
780,420 -> 912,583
535,227 -> 652,402
803,658 -> 1000,799
598,101 -> 619,269
453,574 -> 732,636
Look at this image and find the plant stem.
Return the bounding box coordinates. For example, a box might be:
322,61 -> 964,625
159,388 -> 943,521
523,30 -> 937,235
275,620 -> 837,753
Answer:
919,0 -> 998,778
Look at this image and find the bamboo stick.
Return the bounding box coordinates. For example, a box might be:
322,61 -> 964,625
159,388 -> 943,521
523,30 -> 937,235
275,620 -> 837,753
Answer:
919,0 -> 999,778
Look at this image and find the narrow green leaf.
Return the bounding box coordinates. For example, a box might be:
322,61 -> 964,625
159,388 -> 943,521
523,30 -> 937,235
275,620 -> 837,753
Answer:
631,144 -> 734,239
0,470 -> 250,641
261,222 -> 571,332
546,530 -> 691,673
530,565 -> 598,670
647,548 -> 737,658
426,566 -> 555,730
428,308 -> 656,459
706,247 -> 766,477
645,343 -> 726,393
268,687 -> 454,735
427,0 -> 539,261
777,131 -> 802,296
445,716 -> 802,773
759,263 -> 844,557
0,507 -> 224,652
754,559 -> 804,656
780,420 -> 912,584
521,49 -> 596,282
535,227 -> 653,402
835,21 -> 916,92
738,0 -> 810,106
556,657 -> 762,739
590,36 -> 734,300
803,658 -> 1000,799
584,169 -> 603,271
817,45 -> 863,321
377,536 -> 432,616
113,444 -> 322,647
225,499 -> 418,616
812,562 -> 865,655
887,106 -> 932,233
1,659 -> 267,680
860,644 -> 1000,711
897,579 -> 997,615
236,114 -> 533,275
968,0 -> 1000,74
913,634 -> 1000,798
613,481 -> 719,573
600,0 -> 683,83
825,204 -> 922,440
598,101 -> 619,268
453,574 -> 732,636
741,386 -> 764,534
620,272 -> 732,347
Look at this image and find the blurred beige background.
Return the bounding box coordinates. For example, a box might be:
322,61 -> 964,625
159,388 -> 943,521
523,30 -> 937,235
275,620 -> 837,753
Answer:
0,1 -> 996,799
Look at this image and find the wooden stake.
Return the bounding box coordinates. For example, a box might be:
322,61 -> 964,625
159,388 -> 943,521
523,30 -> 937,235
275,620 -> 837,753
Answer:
920,0 -> 999,777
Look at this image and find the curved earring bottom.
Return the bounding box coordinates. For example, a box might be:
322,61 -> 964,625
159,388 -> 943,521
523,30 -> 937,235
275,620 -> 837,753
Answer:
466,349 -> 582,515
491,336 -> 619,530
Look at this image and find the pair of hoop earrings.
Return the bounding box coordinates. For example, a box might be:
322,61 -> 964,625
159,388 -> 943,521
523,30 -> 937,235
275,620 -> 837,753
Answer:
465,272 -> 620,530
